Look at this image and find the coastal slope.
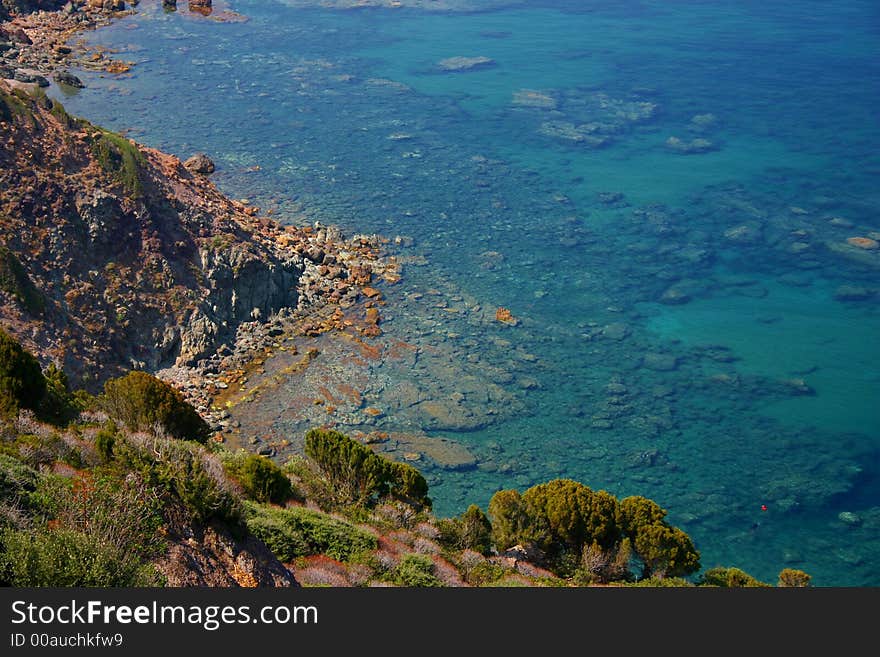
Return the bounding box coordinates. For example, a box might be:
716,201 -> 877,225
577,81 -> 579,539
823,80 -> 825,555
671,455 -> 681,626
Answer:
1,78 -> 380,390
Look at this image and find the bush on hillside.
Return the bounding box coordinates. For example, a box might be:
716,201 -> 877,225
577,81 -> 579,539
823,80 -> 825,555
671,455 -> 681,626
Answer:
304,428 -> 431,510
0,526 -> 161,587
101,371 -> 210,443
0,328 -> 45,418
699,566 -> 769,587
437,504 -> 493,555
243,501 -> 377,563
222,451 -> 296,504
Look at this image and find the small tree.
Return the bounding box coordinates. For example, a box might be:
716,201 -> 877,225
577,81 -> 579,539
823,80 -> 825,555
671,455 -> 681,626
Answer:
778,568 -> 811,587
488,488 -> 531,552
438,504 -> 493,554
0,328 -> 45,418
223,451 -> 294,504
101,371 -> 210,443
631,523 -> 700,579
700,566 -> 769,587
39,363 -> 80,425
620,495 -> 701,580
303,428 -> 430,510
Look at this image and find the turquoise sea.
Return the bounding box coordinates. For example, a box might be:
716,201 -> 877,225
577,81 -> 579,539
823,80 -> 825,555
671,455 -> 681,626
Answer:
52,0 -> 880,585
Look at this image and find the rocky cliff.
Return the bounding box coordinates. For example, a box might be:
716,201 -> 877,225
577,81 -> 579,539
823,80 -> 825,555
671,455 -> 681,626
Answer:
0,79 -> 382,390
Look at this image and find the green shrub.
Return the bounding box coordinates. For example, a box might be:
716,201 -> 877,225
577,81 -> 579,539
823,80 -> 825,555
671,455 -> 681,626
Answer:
0,328 -> 46,418
114,433 -> 238,525
243,501 -> 377,563
489,481 -> 699,582
488,488 -> 531,552
88,129 -> 145,197
523,479 -> 623,555
0,246 -> 44,315
462,560 -> 508,587
38,363 -> 81,425
0,526 -> 161,587
489,479 -> 623,576
437,504 -> 493,554
619,495 -> 701,579
0,86 -> 33,125
777,568 -> 811,587
700,566 -> 769,588
94,422 -> 118,463
625,576 -> 695,587
101,371 -> 210,443
391,553 -> 443,587
304,428 -> 431,510
0,453 -> 39,506
222,451 -> 295,504
16,430 -> 82,470
630,522 -> 701,579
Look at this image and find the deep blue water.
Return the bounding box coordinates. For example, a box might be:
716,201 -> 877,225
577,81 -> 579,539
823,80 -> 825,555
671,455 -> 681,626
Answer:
53,0 -> 880,585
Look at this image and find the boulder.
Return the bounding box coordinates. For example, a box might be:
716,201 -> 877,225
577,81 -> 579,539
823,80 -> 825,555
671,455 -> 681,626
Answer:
54,70 -> 84,88
184,152 -> 215,175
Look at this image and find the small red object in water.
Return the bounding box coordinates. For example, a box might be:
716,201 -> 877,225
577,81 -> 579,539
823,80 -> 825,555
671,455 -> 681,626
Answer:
761,505 -> 768,512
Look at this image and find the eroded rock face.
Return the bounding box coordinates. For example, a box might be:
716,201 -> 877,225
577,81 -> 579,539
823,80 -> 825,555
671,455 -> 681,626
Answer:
0,80 -> 384,388
156,522 -> 297,587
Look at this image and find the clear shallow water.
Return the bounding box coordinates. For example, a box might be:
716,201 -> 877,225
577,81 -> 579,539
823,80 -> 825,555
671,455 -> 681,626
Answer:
54,0 -> 880,584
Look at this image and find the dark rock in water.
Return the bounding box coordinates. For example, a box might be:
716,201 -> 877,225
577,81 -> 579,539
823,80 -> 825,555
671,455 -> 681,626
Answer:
834,285 -> 875,302
14,70 -> 49,87
597,191 -> 625,205
660,286 -> 691,305
781,378 -> 814,396
601,322 -> 630,341
642,352 -> 679,372
162,0 -> 177,10
54,70 -> 84,88
258,446 -> 275,456
724,222 -> 763,244
665,136 -> 716,154
184,152 -> 215,175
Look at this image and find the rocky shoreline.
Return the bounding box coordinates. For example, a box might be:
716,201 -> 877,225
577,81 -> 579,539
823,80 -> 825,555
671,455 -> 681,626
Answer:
0,1 -> 248,89
1,0 -> 401,436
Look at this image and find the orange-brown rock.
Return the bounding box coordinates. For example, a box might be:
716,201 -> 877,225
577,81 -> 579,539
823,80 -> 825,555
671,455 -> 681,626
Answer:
495,306 -> 518,325
846,236 -> 879,250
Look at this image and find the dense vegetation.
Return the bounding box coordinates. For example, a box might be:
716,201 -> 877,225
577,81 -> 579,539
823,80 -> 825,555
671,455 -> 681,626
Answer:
101,371 -> 211,443
0,330 -> 811,587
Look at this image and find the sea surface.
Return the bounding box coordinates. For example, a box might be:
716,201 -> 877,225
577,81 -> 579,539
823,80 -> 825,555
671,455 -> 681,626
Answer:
52,0 -> 880,585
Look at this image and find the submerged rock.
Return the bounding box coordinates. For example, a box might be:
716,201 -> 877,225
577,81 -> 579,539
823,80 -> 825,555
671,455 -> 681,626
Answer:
665,136 -> 716,154
641,352 -> 679,372
834,285 -> 875,302
846,236 -> 879,250
437,56 -> 494,72
601,322 -> 630,341
838,511 -> 862,527
512,88 -> 557,109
